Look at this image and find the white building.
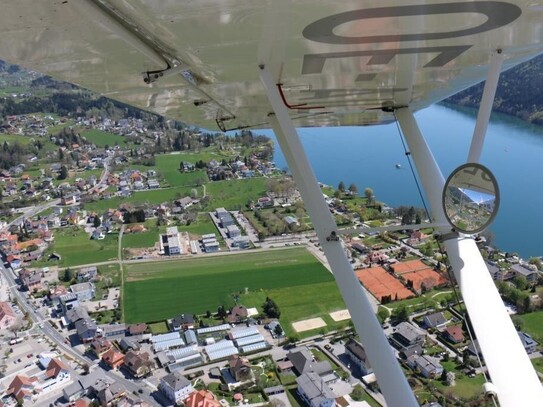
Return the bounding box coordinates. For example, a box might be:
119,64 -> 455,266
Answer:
159,370 -> 194,404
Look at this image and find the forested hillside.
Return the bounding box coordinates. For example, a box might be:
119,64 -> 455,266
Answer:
446,54 -> 543,124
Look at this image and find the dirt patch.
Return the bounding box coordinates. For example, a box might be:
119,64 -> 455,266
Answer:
329,309 -> 351,322
292,317 -> 326,333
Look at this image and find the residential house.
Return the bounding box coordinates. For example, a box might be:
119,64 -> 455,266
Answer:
227,305 -> 248,323
97,382 -> 127,406
392,322 -> 426,349
399,344 -> 424,360
65,306 -> 89,325
511,263 -> 540,282
226,225 -> 241,238
41,358 -> 71,393
6,254 -> 22,269
49,285 -> 69,307
76,266 -> 98,282
62,370 -> 115,402
99,323 -> 127,338
61,293 -> 80,314
519,331 -> 539,354
20,269 -> 42,292
6,375 -> 37,403
287,348 -> 333,377
159,371 -> 194,404
75,318 -> 97,343
296,372 -> 336,407
232,236 -> 250,249
344,338 -> 373,376
70,282 -> 95,301
284,215 -> 299,227
102,348 -> 125,370
0,301 -> 17,329
443,326 -> 465,344
91,228 -> 105,240
128,323 -> 148,336
171,314 -> 195,331
407,354 -> 444,378
423,312 -> 448,329
123,351 -> 154,378
257,197 -> 273,208
119,337 -> 141,352
90,337 -> 112,358
228,355 -> 253,382
216,208 -> 234,227
160,227 -> 182,255
184,390 -> 221,407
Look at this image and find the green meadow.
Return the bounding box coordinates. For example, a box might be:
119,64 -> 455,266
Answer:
122,248 -> 344,334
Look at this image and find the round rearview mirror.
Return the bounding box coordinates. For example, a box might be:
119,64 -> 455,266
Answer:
442,163 -> 499,234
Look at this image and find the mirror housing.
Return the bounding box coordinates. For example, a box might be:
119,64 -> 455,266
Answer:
442,163 -> 499,234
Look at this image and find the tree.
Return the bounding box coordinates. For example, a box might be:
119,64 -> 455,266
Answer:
217,305 -> 227,319
377,306 -> 390,324
348,183 -> 358,195
262,297 -> 281,318
57,165 -> 68,180
391,305 -> 408,322
513,275 -> 529,291
93,216 -> 101,228
274,324 -> 284,337
364,187 -> 374,203
179,160 -> 184,171
60,268 -> 74,282
440,368 -> 448,382
529,257 -> 542,270
338,181 -> 346,192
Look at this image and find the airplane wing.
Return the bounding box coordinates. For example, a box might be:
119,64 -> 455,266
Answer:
1,0 -> 543,131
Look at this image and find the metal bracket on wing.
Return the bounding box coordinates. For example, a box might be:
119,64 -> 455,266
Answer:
142,64 -> 189,84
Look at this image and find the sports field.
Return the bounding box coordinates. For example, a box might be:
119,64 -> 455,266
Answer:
355,266 -> 414,302
123,247 -> 340,325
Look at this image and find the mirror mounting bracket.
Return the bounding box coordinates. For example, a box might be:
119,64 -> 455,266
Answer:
434,230 -> 460,242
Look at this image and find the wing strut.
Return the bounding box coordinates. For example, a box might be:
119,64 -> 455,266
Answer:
259,65 -> 419,407
468,50 -> 504,162
395,107 -> 543,406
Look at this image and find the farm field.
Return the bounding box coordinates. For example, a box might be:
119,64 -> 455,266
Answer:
122,247 -> 338,326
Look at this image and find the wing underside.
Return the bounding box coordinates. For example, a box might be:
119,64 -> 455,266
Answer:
1,0 -> 543,131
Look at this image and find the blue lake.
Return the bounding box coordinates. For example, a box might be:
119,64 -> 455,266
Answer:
254,104 -> 543,258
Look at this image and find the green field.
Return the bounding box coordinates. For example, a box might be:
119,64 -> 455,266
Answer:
123,248 -> 340,328
81,129 -> 130,147
84,185 -> 201,212
155,154 -> 208,187
33,226 -> 118,267
204,178 -> 267,210
517,310 -> 543,342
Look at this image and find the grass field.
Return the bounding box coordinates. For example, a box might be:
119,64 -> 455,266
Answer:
154,154 -> 208,187
82,129 -> 131,147
517,310 -> 543,342
123,248 -> 339,327
204,178 -> 267,210
84,185 -> 201,212
32,226 -> 118,267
